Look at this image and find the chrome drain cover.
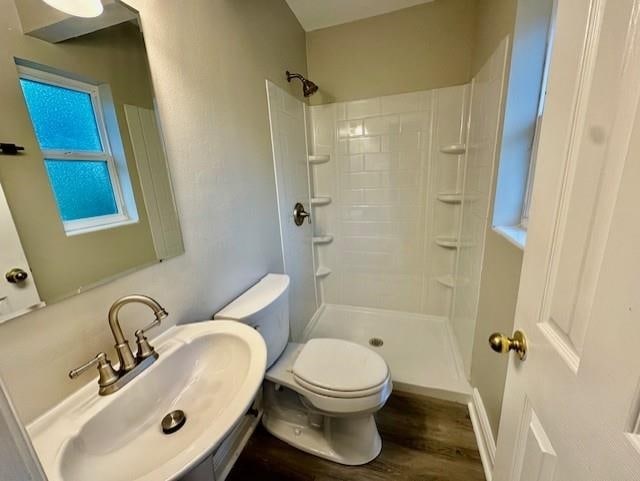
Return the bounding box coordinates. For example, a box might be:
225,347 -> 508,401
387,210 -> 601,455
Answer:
162,410 -> 187,435
369,337 -> 384,347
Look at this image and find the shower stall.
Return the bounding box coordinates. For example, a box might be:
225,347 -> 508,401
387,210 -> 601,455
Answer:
267,38 -> 509,400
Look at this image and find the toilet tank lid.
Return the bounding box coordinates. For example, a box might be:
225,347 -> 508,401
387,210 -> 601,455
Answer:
213,273 -> 290,321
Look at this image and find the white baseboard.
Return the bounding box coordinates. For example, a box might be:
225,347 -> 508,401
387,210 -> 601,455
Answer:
468,388 -> 496,481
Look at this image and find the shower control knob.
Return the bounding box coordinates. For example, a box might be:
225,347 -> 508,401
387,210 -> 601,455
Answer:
5,268 -> 28,284
489,330 -> 527,361
293,202 -> 311,226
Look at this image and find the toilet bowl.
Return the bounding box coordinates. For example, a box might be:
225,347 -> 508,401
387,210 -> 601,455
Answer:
263,340 -> 392,464
214,274 -> 392,465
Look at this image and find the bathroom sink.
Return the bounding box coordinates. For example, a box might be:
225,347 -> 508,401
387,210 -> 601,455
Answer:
27,320 -> 267,481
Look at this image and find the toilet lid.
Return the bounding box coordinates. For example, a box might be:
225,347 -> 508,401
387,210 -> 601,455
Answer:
293,338 -> 389,394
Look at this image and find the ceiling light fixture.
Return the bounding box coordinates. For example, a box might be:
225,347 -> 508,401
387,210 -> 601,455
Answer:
40,0 -> 104,18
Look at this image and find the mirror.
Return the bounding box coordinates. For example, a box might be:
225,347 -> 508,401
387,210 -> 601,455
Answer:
0,1 -> 184,323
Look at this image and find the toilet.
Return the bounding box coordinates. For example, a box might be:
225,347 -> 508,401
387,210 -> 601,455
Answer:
214,273 -> 392,465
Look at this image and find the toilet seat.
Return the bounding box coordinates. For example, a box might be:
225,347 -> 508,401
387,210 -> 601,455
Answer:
292,338 -> 390,399
293,375 -> 389,399
266,341 -> 392,415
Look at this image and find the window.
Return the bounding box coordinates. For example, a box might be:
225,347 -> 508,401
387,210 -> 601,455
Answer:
492,0 -> 555,249
18,65 -> 137,235
520,19 -> 553,230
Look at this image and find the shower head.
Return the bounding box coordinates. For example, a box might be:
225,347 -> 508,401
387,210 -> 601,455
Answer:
286,71 -> 319,97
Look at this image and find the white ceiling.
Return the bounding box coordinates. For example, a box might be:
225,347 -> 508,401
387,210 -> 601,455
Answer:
285,0 -> 435,32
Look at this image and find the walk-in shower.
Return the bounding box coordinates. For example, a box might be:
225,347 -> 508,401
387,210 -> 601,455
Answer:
268,38 -> 509,401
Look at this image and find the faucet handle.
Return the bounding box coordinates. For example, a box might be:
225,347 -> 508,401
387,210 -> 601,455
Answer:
135,318 -> 161,361
69,352 -> 119,389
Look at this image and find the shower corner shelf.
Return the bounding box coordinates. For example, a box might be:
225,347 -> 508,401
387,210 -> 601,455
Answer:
308,154 -> 331,164
436,275 -> 456,288
434,236 -> 475,249
315,266 -> 332,278
313,235 -> 334,245
435,236 -> 459,249
436,192 -> 463,204
436,275 -> 469,288
440,144 -> 466,155
311,196 -> 332,206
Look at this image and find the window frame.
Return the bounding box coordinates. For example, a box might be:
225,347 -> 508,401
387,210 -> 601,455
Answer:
519,109 -> 542,229
492,0 -> 556,250
18,65 -> 135,236
519,1 -> 555,230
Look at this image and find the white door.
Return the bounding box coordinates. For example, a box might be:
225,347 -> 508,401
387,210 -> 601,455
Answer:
266,80 -> 318,341
0,182 -> 41,323
493,0 -> 640,479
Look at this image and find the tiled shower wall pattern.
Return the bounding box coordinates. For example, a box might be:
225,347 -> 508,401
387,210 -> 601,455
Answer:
308,86 -> 470,317
452,38 -> 509,375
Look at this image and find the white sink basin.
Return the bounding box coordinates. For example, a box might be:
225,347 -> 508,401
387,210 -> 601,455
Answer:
27,320 -> 266,481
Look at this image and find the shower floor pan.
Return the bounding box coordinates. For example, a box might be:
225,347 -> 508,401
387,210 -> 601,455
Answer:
304,304 -> 471,402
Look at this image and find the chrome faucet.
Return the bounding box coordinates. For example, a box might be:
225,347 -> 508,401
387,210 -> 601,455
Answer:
69,295 -> 168,395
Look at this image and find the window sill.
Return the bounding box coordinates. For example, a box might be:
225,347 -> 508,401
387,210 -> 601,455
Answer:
493,225 -> 526,250
65,215 -> 138,236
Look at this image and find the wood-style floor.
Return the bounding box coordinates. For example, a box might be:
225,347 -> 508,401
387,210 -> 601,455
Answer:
226,391 -> 486,481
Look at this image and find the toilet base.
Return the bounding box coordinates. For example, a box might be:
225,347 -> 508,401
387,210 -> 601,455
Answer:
261,383 -> 382,466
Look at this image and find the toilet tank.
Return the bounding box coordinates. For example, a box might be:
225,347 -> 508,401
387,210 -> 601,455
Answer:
214,274 -> 290,369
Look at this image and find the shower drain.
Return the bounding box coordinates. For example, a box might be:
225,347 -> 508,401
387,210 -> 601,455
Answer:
369,337 -> 384,347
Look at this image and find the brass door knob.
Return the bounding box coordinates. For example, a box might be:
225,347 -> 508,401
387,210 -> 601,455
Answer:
5,268 -> 28,284
489,330 -> 527,360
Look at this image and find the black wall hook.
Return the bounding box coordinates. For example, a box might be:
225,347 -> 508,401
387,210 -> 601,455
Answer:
0,143 -> 25,155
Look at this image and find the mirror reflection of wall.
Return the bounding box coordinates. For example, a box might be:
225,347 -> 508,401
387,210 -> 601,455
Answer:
0,3 -> 184,323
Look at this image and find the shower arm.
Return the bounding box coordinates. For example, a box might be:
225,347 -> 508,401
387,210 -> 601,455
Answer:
286,71 -> 304,83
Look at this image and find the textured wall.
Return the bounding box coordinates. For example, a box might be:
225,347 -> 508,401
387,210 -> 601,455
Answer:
469,0 -> 521,440
470,229 -> 522,438
306,0 -> 477,105
471,0 -> 517,74
0,0 -> 307,423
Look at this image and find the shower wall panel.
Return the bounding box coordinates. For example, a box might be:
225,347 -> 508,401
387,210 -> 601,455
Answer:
452,39 -> 510,375
308,86 -> 469,317
266,81 -> 318,341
